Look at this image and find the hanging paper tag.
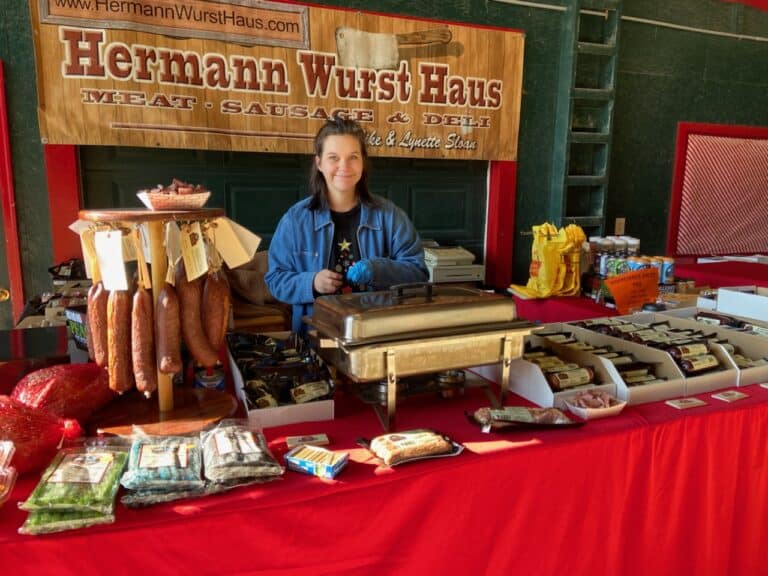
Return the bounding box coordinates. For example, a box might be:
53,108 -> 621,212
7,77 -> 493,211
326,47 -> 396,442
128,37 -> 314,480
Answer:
137,223 -> 152,265
79,228 -> 98,281
166,256 -> 177,285
95,229 -> 128,291
135,228 -> 152,290
165,222 -> 182,265
118,226 -> 137,262
213,217 -> 262,269
180,222 -> 208,281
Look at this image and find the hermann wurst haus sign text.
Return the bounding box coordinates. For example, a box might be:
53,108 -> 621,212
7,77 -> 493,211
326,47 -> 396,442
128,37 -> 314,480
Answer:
30,0 -> 525,160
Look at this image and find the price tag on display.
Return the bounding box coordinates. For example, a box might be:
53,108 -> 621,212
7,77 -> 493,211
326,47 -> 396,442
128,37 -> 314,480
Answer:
120,227 -> 138,262
137,223 -> 152,265
79,228 -> 98,281
180,221 -> 208,281
604,268 -> 659,315
213,217 -> 262,269
94,229 -> 128,291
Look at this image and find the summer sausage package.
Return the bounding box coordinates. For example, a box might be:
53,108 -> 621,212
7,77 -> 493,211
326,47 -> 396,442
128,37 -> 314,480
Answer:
468,406 -> 583,433
359,429 -> 463,467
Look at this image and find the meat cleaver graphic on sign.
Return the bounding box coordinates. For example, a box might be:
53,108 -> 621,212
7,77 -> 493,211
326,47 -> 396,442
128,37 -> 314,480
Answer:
335,27 -> 452,70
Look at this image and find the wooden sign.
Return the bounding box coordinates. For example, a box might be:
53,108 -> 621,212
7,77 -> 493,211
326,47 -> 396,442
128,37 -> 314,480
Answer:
28,0 -> 524,160
604,268 -> 660,315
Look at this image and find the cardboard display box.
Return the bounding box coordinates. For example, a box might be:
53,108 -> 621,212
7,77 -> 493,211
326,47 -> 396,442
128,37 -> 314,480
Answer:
471,325 -> 617,409
625,311 -> 768,387
716,286 -> 768,323
228,343 -> 334,430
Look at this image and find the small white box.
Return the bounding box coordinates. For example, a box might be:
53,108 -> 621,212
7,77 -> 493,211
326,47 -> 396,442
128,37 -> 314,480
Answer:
717,286 -> 768,323
427,264 -> 485,283
424,246 -> 476,266
229,349 -> 334,430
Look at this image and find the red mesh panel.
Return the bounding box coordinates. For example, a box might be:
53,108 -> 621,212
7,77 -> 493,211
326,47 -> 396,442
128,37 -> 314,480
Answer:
676,134 -> 768,256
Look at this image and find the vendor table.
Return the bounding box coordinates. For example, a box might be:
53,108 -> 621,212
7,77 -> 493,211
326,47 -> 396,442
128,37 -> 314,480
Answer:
513,294 -> 618,323
2,379 -> 767,576
676,261 -> 768,288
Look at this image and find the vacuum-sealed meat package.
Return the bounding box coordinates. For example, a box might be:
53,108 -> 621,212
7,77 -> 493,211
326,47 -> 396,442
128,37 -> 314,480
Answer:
0,396 -> 82,474
11,363 -> 115,422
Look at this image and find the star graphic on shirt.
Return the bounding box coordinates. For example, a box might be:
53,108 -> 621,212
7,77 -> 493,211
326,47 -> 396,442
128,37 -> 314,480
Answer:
338,238 -> 351,252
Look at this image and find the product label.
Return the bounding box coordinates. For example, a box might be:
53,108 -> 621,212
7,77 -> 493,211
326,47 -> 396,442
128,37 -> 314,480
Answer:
49,452 -> 114,484
684,355 -> 719,372
213,430 -> 259,456
138,442 -> 189,469
290,381 -> 330,403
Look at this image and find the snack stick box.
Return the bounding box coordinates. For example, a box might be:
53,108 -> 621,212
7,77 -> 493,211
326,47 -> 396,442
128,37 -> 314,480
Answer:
620,312 -> 767,388
471,324 -> 616,408
556,323 -> 686,404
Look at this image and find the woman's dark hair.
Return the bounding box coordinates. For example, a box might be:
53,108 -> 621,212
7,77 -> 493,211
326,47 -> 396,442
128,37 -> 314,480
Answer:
308,116 -> 372,210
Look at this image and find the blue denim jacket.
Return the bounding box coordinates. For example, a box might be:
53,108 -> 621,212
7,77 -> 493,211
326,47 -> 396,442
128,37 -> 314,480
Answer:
265,194 -> 428,333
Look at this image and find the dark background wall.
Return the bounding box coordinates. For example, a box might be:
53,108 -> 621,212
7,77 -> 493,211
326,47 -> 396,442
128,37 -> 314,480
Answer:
0,0 -> 767,328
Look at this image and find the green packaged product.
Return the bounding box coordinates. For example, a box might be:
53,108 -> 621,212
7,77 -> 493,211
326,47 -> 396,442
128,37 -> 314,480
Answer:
20,447 -> 128,514
18,508 -> 115,535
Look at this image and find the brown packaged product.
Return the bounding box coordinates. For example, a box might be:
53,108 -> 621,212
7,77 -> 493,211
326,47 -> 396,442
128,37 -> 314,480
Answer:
694,311 -> 743,328
546,367 -> 594,390
617,362 -> 652,379
542,362 -> 581,374
107,289 -> 134,393
368,429 -> 454,466
176,260 -> 220,368
680,354 -> 719,375
132,287 -> 157,397
609,355 -> 635,366
156,282 -> 182,374
87,281 -> 109,367
666,343 -> 709,360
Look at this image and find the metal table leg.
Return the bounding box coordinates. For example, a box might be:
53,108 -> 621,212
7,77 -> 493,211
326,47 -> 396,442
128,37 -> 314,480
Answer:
499,335 -> 514,404
373,348 -> 397,432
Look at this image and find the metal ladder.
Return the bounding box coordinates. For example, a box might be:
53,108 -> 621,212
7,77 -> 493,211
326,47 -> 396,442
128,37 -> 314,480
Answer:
549,0 -> 622,235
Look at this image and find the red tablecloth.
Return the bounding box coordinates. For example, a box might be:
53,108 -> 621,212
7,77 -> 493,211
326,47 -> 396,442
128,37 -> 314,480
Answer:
676,261 -> 768,288
513,295 -> 618,323
3,380 -> 768,576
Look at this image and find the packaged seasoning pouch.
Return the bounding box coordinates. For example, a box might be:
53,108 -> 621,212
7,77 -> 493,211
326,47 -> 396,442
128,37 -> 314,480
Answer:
361,429 -> 462,467
120,435 -> 204,491
18,508 -> 115,536
20,446 -> 128,514
200,419 -> 283,483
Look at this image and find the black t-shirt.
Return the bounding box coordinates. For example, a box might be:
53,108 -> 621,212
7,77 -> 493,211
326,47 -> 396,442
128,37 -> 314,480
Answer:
329,205 -> 363,292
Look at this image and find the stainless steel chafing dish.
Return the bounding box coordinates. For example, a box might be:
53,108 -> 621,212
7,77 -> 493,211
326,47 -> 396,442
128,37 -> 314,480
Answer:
310,283 -> 534,430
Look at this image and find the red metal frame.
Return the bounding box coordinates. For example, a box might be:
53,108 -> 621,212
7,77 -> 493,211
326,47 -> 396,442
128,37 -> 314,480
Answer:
485,160 -> 516,288
43,144 -> 82,265
0,60 -> 25,323
723,0 -> 768,11
667,121 -> 768,257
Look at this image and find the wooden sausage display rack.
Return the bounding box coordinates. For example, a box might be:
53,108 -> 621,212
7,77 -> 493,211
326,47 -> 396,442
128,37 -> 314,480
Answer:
79,208 -> 237,435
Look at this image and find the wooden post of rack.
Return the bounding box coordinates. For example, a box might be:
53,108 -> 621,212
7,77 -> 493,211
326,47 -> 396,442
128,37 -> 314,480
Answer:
147,219 -> 173,412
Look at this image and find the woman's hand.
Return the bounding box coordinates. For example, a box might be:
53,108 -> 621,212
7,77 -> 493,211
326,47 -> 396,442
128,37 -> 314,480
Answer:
313,269 -> 344,295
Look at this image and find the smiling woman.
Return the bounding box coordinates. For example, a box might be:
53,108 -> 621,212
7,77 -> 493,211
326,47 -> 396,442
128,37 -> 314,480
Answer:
265,116 -> 428,334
